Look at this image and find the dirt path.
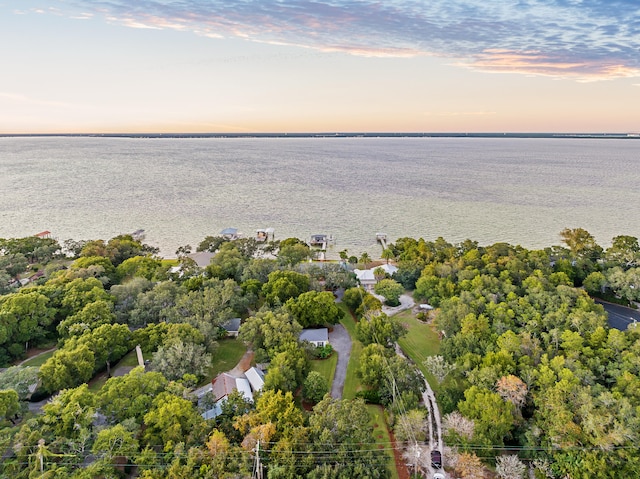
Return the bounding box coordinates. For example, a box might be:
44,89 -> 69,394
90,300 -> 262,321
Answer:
227,350 -> 254,377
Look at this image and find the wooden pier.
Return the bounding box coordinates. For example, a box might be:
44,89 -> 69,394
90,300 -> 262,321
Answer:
376,232 -> 388,250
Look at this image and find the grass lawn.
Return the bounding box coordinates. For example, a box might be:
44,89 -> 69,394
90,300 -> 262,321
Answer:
394,309 -> 443,392
309,353 -> 338,387
339,304 -> 400,478
206,338 -> 247,380
339,306 -> 365,400
20,349 -> 55,367
368,404 -> 400,479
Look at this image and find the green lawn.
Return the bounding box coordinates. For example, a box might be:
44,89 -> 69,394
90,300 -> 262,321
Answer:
368,404 -> 400,479
309,353 -> 338,387
20,349 -> 55,367
395,309 -> 442,392
339,304 -> 399,479
339,306 -> 365,400
206,338 -> 247,380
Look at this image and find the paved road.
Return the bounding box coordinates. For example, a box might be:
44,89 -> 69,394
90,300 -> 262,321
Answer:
596,300 -> 640,331
329,324 -> 351,399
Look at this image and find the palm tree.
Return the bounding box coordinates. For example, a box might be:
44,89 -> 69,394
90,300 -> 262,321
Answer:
381,248 -> 394,264
359,252 -> 372,269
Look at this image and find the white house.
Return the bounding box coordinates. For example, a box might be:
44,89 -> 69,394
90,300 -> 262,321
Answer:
201,372 -> 253,420
354,263 -> 398,291
299,328 -> 329,347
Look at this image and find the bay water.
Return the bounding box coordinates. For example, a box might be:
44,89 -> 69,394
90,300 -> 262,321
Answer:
1,136 -> 639,258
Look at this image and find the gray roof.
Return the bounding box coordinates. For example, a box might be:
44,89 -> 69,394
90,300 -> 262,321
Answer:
299,328 -> 329,343
187,251 -> 216,268
221,317 -> 241,333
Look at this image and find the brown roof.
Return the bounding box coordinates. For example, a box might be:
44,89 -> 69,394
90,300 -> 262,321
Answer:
211,373 -> 237,402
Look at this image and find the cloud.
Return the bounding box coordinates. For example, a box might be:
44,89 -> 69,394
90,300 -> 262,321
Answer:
51,0 -> 640,79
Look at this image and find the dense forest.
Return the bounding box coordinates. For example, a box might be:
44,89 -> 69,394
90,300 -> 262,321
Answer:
1,228 -> 640,478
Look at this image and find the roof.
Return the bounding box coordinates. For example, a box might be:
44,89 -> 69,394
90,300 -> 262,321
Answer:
245,367 -> 265,392
211,373 -> 237,402
186,251 -> 216,268
235,377 -> 253,402
354,269 -> 376,282
221,317 -> 241,333
220,227 -> 238,235
380,263 -> 398,275
300,328 -> 329,343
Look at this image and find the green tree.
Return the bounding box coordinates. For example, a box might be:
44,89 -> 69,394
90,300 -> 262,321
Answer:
116,255 -> 162,281
262,270 -> 310,305
278,242 -> 312,266
40,384 -> 96,438
0,366 -> 39,400
285,290 -> 343,327
92,424 -> 139,462
302,371 -> 329,403
143,392 -> 205,446
97,366 -> 168,423
239,310 -> 302,361
57,299 -> 116,338
0,389 -> 20,424
39,345 -> 95,393
381,248 -> 395,264
457,385 -> 514,447
355,312 -> 405,347
359,252 -> 372,268
373,278 -> 404,306
606,235 -> 640,268
151,339 -> 209,381
264,342 -> 308,392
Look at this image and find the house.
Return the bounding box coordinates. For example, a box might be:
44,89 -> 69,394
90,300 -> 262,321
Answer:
354,264 -> 398,291
187,251 -> 216,268
34,230 -> 52,239
244,366 -> 265,392
221,317 -> 241,337
299,328 -> 329,348
202,372 -> 253,420
256,227 -> 274,242
220,228 -> 240,240
354,269 -> 377,291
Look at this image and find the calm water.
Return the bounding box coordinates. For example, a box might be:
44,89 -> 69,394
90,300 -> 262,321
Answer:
1,136 -> 639,258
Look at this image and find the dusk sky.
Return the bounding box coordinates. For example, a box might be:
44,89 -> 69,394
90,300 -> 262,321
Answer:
2,0 -> 639,133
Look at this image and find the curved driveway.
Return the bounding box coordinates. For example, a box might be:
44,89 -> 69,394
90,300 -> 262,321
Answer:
329,323 -> 351,399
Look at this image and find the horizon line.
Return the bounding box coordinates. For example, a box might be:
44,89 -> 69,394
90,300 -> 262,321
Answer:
1,132 -> 639,139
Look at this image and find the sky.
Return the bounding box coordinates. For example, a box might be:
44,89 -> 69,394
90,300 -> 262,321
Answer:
1,0 -> 639,133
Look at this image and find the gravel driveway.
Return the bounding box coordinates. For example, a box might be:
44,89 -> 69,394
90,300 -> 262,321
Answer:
329,323 -> 351,399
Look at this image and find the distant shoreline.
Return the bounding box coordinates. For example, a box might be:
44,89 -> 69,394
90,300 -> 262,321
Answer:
1,132 -> 639,139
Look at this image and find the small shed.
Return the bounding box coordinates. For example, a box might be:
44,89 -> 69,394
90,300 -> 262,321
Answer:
300,328 -> 329,348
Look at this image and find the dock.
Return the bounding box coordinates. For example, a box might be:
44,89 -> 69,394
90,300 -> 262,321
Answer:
309,234 -> 335,251
376,232 -> 388,250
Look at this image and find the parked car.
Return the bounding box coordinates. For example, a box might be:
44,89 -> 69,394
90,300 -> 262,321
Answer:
431,449 -> 442,469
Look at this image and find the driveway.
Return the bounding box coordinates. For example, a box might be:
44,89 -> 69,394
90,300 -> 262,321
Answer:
379,293 -> 415,316
329,324 -> 351,399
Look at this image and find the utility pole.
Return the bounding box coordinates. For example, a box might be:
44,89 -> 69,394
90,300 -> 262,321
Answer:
255,440 -> 263,479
